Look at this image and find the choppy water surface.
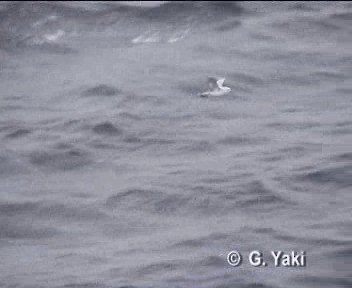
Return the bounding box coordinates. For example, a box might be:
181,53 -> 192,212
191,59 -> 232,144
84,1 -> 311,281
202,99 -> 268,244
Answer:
1,2 -> 352,288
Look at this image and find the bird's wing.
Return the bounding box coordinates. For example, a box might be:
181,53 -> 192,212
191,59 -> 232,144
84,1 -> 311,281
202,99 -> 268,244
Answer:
216,78 -> 225,87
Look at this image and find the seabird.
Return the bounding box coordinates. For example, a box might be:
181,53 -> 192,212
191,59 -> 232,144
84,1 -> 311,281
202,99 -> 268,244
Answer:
200,77 -> 231,97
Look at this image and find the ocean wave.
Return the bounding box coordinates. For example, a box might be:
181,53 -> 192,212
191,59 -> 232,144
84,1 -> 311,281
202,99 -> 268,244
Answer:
5,128 -> 32,139
28,148 -> 92,171
82,84 -> 121,97
92,121 -> 124,136
0,1 -> 245,52
296,165 -> 352,188
0,200 -> 107,221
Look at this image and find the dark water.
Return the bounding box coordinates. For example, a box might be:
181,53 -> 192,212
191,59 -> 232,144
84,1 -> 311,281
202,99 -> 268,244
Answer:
1,1 -> 352,287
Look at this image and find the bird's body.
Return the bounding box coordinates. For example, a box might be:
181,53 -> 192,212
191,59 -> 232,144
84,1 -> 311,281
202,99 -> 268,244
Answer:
200,77 -> 231,97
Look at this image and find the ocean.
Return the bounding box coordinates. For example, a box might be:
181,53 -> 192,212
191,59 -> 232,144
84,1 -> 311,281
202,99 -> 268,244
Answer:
0,1 -> 351,288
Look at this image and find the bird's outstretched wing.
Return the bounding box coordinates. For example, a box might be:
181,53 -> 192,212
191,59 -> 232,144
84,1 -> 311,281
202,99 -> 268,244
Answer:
216,78 -> 225,87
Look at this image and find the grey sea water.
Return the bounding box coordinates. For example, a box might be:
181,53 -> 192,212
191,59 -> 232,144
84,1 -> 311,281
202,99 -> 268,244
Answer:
0,1 -> 351,288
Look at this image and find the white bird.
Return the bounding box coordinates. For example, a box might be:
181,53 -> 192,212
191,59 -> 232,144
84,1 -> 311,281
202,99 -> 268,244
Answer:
200,77 -> 231,97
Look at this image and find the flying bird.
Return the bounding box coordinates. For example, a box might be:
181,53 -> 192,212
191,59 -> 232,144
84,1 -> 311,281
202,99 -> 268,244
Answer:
200,77 -> 231,97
